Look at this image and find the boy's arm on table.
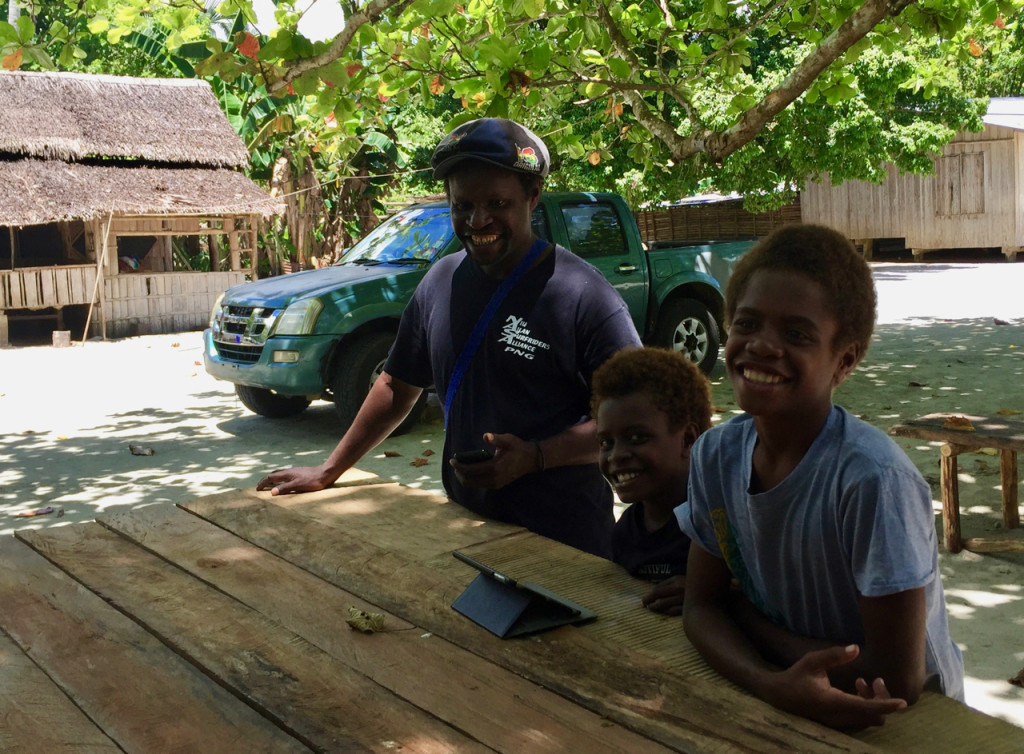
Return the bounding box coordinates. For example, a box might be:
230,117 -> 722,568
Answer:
854,589 -> 927,703
729,583 -> 927,703
682,544 -> 908,729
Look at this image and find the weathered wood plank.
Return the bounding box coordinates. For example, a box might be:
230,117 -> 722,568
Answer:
447,533 -> 729,681
454,534 -> 1024,752
0,629 -> 119,753
16,524 -> 489,754
182,493 -> 877,753
200,486 -> 526,563
961,536 -> 1024,552
890,413 -> 1024,453
0,537 -> 308,754
101,505 -> 670,754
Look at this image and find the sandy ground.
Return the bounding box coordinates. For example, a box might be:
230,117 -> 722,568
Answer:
2,258 -> 1024,729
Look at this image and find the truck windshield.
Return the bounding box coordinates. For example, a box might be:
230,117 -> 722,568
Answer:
338,206 -> 454,265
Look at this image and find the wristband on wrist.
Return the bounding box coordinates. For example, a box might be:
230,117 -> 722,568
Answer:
533,440 -> 545,473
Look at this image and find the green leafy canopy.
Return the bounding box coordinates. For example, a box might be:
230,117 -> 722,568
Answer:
5,0 -> 1023,208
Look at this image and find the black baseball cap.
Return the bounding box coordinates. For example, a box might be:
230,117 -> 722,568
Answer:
431,118 -> 550,179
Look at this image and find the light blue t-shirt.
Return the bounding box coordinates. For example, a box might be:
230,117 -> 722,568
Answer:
676,406 -> 964,700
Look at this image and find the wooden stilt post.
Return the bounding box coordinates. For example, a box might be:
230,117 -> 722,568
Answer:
229,223 -> 241,272
250,214 -> 259,280
82,212 -> 114,344
1000,449 -> 1020,529
940,444 -> 963,553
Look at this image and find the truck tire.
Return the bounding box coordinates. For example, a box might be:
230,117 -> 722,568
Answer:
235,385 -> 311,418
653,298 -> 720,374
331,332 -> 427,436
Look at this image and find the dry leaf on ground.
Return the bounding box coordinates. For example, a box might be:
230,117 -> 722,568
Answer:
411,457 -> 429,467
943,415 -> 975,432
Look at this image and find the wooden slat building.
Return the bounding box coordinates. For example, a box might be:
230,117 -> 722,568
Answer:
0,70 -> 282,345
801,98 -> 1024,261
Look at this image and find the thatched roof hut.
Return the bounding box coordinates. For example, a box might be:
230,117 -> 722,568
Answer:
0,70 -> 280,226
0,70 -> 281,344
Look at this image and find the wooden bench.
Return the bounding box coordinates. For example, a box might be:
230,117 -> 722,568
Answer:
889,413 -> 1023,553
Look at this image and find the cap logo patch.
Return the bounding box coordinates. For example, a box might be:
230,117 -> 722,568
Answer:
515,145 -> 540,171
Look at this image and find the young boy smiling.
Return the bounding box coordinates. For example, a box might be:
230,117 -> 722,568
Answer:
593,347 -> 711,615
678,225 -> 964,729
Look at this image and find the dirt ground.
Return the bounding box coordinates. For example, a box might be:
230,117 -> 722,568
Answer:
2,258 -> 1023,730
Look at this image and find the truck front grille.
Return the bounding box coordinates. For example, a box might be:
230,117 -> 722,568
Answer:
213,341 -> 264,363
211,304 -> 279,363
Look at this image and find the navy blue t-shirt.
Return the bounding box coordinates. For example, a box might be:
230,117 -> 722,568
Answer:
611,502 -> 691,580
386,243 -> 641,557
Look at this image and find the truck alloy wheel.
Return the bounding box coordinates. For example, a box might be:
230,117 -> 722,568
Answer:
330,332 -> 426,436
654,298 -> 720,374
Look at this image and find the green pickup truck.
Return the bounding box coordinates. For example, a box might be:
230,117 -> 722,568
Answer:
203,192 -> 753,433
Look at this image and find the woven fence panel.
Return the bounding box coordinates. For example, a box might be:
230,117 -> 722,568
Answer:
635,197 -> 802,243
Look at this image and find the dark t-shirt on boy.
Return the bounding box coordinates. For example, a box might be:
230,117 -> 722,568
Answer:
612,502 -> 691,580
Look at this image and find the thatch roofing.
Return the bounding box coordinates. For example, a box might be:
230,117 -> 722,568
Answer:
0,70 -> 282,226
0,159 -> 282,226
0,70 -> 250,167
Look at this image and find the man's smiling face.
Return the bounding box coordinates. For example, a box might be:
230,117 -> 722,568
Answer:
447,163 -> 540,279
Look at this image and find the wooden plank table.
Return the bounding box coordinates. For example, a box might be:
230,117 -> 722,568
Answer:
890,412 -> 1024,553
2,475 -> 1022,752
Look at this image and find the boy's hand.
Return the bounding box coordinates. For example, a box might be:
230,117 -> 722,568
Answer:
855,677 -> 892,700
642,575 -> 686,615
765,645 -> 907,729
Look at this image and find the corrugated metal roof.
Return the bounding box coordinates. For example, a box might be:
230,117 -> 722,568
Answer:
982,97 -> 1024,131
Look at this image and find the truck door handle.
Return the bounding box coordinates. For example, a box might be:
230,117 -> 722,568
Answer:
616,264 -> 638,274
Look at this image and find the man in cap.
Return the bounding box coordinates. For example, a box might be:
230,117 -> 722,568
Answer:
258,118 -> 641,557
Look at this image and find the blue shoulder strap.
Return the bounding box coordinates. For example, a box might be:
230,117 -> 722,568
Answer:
443,238 -> 549,427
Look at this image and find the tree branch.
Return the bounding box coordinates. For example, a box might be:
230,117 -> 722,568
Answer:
268,0 -> 418,92
593,1 -> 699,122
702,0 -> 917,160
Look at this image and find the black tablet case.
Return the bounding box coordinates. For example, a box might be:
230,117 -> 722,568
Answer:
451,551 -> 597,638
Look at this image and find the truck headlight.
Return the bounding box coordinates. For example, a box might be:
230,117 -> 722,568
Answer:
209,292 -> 225,330
272,298 -> 324,336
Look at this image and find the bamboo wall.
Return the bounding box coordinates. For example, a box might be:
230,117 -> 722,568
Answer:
1,264 -> 96,310
634,198 -> 801,244
2,212 -> 262,344
801,125 -> 1024,257
98,270 -> 245,339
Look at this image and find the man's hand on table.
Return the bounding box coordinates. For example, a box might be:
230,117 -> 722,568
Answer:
257,465 -> 335,496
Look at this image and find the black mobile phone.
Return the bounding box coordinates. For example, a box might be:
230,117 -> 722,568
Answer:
453,448 -> 494,464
